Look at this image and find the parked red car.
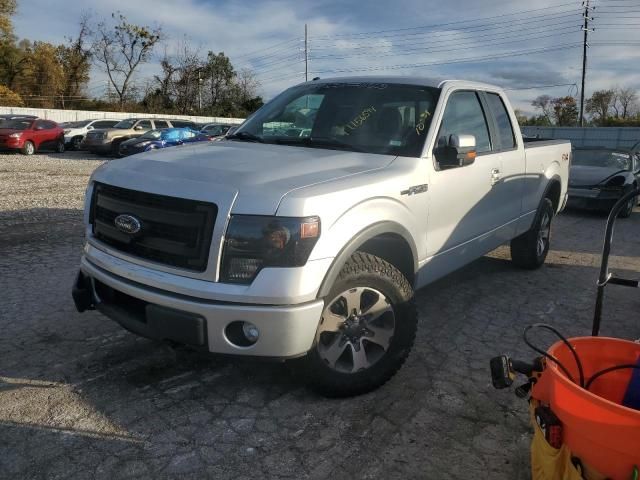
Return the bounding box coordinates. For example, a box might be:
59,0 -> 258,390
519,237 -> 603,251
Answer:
0,118 -> 65,155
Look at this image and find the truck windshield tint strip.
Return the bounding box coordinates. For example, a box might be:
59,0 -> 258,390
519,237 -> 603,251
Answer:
90,182 -> 217,272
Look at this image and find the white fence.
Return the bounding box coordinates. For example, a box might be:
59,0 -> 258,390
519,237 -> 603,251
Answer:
522,126 -> 640,150
0,106 -> 245,125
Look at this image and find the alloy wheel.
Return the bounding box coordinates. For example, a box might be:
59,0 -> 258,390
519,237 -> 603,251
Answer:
316,287 -> 395,374
537,211 -> 550,257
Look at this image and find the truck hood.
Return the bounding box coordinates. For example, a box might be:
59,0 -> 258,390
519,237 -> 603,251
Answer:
569,165 -> 627,188
90,140 -> 395,215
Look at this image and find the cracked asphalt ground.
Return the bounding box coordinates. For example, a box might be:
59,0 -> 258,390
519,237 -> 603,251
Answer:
1,152 -> 639,480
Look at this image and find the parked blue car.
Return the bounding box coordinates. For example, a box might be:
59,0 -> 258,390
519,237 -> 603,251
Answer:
118,128 -> 210,157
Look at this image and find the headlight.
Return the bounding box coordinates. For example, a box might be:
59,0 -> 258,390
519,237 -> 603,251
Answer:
220,215 -> 320,284
9,132 -> 22,138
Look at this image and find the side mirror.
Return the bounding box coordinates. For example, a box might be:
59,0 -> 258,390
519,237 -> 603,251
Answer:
134,125 -> 144,131
436,134 -> 477,168
86,126 -> 94,131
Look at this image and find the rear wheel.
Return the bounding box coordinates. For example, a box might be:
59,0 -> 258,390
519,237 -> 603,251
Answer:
21,141 -> 35,156
510,198 -> 554,269
55,140 -> 65,153
297,252 -> 417,397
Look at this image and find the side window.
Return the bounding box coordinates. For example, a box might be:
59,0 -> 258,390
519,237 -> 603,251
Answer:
93,121 -> 116,128
154,120 -> 169,129
486,93 -> 516,150
34,120 -> 46,130
136,120 -> 152,130
436,91 -> 492,166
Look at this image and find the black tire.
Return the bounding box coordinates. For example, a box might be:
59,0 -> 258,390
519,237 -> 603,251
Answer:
510,198 -> 554,269
295,252 -> 417,397
21,140 -> 35,156
111,139 -> 124,157
55,140 -> 65,154
618,189 -> 636,218
71,136 -> 83,150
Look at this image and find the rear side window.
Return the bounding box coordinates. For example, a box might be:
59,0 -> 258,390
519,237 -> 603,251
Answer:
437,91 -> 492,155
154,120 -> 169,129
136,120 -> 152,129
486,93 -> 516,150
170,120 -> 193,128
93,121 -> 118,128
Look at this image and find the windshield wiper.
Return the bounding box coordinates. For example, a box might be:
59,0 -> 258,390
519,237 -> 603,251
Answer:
275,137 -> 364,153
226,131 -> 264,143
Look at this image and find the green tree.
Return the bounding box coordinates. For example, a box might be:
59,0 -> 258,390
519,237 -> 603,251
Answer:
56,15 -> 92,109
551,96 -> 578,126
204,51 -> 234,114
0,0 -> 16,41
93,12 -> 163,109
0,83 -> 22,106
586,89 -> 615,126
15,41 -> 65,108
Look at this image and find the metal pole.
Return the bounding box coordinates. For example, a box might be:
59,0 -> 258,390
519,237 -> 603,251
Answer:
304,23 -> 308,82
198,70 -> 202,112
579,0 -> 590,127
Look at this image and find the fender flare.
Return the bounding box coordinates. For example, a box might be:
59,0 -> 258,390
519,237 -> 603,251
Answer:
541,174 -> 562,212
316,221 -> 418,299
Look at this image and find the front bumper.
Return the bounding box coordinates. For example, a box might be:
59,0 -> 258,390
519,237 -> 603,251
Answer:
74,259 -> 324,358
83,138 -> 113,153
567,187 -> 624,211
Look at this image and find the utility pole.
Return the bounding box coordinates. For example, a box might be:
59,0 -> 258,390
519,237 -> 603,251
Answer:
197,69 -> 203,112
579,0 -> 594,126
304,23 -> 309,82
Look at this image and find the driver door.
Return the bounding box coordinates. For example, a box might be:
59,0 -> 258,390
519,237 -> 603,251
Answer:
420,90 -> 503,284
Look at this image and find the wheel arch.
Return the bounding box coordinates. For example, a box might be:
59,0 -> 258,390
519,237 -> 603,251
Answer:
317,222 -> 418,299
544,175 -> 562,213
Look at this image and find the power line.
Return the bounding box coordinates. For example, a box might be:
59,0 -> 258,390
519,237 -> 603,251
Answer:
313,10 -> 581,45
311,42 -> 582,75
312,2 -> 580,39
310,22 -> 580,61
312,14 -> 581,51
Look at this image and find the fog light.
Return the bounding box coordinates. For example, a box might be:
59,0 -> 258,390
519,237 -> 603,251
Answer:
242,322 -> 260,343
225,320 -> 260,347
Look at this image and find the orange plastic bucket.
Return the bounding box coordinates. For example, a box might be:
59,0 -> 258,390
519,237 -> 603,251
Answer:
532,337 -> 640,479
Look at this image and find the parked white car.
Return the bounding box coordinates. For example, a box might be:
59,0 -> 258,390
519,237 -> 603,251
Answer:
62,119 -> 120,150
73,77 -> 571,396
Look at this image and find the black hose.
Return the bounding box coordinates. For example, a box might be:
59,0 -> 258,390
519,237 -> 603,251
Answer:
523,323 -> 585,387
585,364 -> 640,391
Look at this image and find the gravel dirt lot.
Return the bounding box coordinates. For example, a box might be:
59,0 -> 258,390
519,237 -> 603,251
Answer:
1,151 -> 639,479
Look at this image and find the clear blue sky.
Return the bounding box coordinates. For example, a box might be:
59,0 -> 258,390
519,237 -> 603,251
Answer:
12,0 -> 640,114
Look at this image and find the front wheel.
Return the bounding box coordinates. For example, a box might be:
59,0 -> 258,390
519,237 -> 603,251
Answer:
510,198 -> 554,270
21,140 -> 35,155
618,192 -> 636,218
296,252 -> 417,397
55,140 -> 65,153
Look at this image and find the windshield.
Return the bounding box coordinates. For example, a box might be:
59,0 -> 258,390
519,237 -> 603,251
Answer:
233,82 -> 440,156
65,120 -> 91,128
114,119 -> 136,129
573,150 -> 631,170
140,129 -> 163,140
203,125 -> 229,135
2,119 -> 33,130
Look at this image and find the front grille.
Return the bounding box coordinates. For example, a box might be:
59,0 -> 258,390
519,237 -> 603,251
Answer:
90,182 -> 217,271
86,132 -> 103,141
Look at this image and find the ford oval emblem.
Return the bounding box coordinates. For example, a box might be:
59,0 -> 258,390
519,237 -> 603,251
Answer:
114,214 -> 142,234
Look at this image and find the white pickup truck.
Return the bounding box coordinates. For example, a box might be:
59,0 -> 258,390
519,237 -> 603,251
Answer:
72,77 -> 571,396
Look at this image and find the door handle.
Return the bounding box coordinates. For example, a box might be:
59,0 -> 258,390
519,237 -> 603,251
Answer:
490,168 -> 501,186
